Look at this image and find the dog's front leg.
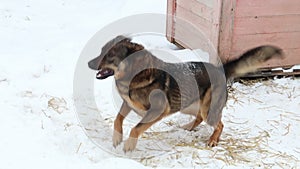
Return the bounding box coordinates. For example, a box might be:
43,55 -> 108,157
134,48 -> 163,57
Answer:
113,101 -> 131,148
123,90 -> 169,152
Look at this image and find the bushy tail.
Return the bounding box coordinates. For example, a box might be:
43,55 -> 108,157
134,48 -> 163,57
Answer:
224,46 -> 283,78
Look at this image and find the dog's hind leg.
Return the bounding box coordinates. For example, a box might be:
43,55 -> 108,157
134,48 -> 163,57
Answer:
181,101 -> 203,131
113,101 -> 131,148
181,87 -> 212,131
182,113 -> 203,131
207,120 -> 223,147
123,90 -> 169,152
200,87 -> 224,147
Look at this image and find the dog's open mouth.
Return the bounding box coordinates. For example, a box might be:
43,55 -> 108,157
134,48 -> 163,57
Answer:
96,68 -> 114,79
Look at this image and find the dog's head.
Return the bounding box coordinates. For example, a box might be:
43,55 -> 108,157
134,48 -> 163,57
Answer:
88,35 -> 144,79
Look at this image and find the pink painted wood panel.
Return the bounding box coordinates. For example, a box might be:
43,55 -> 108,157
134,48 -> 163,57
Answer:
174,23 -> 213,51
231,32 -> 300,53
231,0 -> 300,68
235,0 -> 300,17
177,0 -> 215,22
175,5 -> 213,40
173,0 -> 221,52
176,5 -> 211,31
166,0 -> 300,69
229,31 -> 300,68
234,15 -> 300,35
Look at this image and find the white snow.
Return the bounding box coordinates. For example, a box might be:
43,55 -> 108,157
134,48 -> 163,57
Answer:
1,0 -> 300,169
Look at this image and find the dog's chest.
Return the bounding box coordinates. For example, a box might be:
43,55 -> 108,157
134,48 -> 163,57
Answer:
115,81 -> 148,116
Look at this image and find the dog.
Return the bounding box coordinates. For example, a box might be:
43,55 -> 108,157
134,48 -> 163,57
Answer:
88,35 -> 283,152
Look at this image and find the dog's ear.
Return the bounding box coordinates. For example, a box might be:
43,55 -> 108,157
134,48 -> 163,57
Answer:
123,41 -> 144,54
131,42 -> 144,51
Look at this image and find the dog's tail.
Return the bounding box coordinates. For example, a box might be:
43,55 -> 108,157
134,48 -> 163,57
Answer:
223,46 -> 283,79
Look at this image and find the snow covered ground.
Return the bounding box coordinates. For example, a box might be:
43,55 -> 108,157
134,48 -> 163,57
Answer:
1,0 -> 300,168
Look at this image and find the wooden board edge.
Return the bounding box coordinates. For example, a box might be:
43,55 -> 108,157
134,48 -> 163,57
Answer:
166,0 -> 177,43
218,0 -> 236,62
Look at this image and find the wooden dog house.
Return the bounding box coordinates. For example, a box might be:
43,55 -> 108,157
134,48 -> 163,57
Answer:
166,0 -> 300,72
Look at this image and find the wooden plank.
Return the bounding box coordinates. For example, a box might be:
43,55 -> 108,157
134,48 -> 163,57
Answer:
173,0 -> 221,64
210,0 -> 222,64
235,14 -> 300,35
218,0 -> 236,60
177,0 -> 214,23
195,0 -> 214,8
235,0 -> 300,17
174,22 -> 211,49
173,23 -> 219,63
166,0 -> 176,42
231,31 -> 300,54
175,0 -> 221,46
175,5 -> 213,40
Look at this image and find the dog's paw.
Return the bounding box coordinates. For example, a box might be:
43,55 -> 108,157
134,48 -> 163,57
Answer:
207,138 -> 218,147
113,130 -> 123,148
123,137 -> 137,153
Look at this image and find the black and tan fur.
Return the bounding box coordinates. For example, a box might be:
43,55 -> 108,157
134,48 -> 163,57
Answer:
88,35 -> 283,152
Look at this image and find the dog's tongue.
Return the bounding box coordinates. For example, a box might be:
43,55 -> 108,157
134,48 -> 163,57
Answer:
96,69 -> 114,79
